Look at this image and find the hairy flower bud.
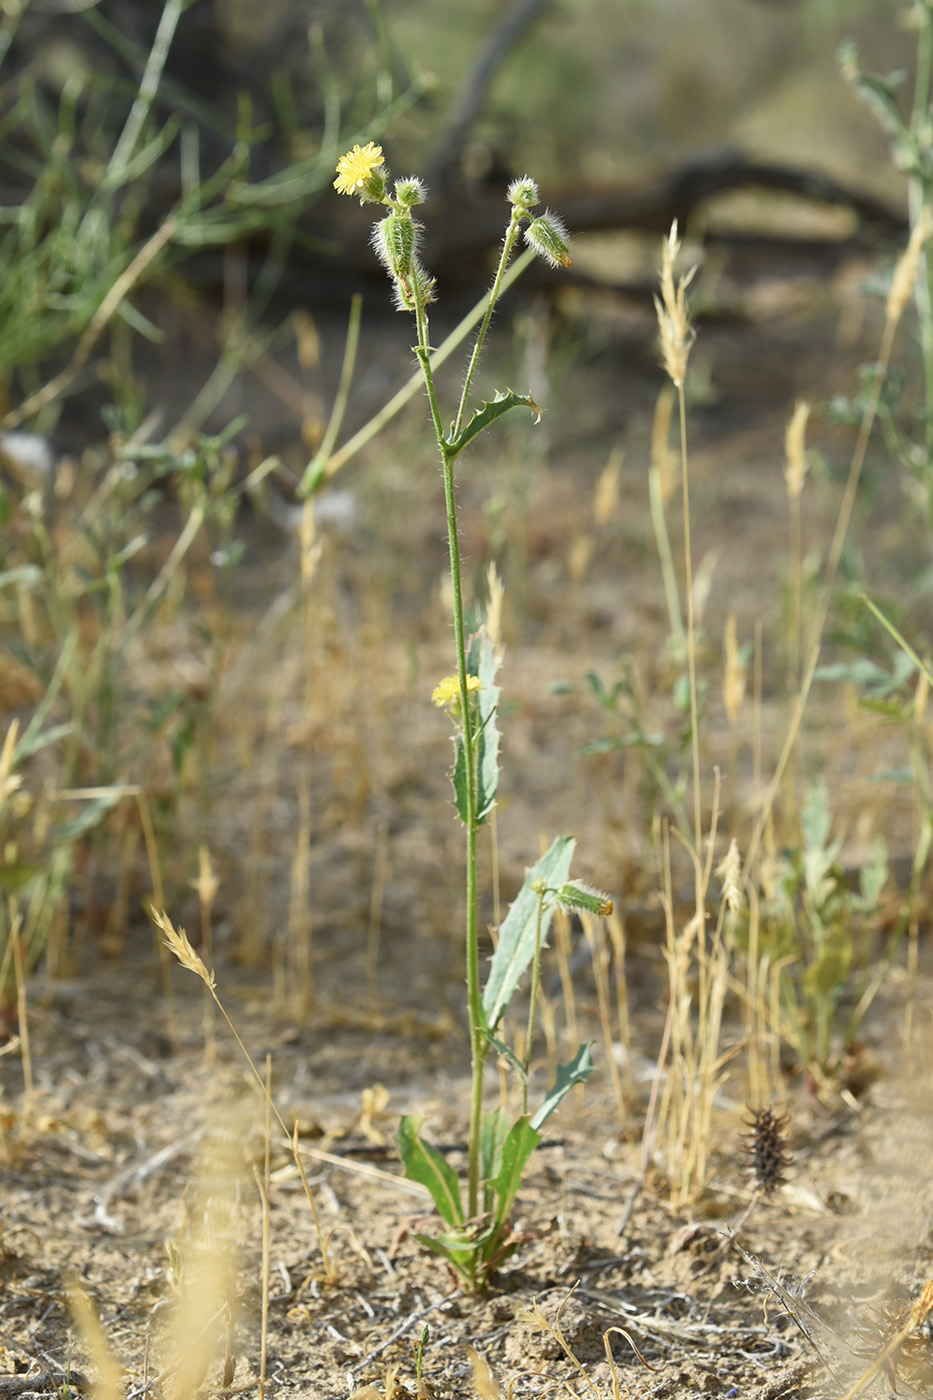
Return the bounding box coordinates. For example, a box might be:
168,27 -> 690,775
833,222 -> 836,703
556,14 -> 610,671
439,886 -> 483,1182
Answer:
372,212 -> 436,312
394,176 -> 428,209
523,211 -> 572,268
552,880 -> 613,917
507,176 -> 540,213
372,211 -> 419,281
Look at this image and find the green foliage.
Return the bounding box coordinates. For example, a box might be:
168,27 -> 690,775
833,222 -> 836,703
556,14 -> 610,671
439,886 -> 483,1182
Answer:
581,659 -> 698,844
0,0 -> 416,996
396,849 -> 598,1291
446,388 -> 542,457
741,782 -> 889,1078
341,139 -> 609,1288
482,837 -> 574,1032
452,631 -> 501,826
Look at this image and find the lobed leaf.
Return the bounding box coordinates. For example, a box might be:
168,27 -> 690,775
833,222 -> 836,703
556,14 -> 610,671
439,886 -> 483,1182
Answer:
530,1042 -> 596,1131
446,388 -> 541,458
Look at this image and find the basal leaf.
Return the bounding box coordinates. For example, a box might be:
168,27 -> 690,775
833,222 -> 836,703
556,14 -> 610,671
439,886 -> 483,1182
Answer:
396,1116 -> 464,1227
479,1106 -> 510,1214
489,1117 -> 540,1227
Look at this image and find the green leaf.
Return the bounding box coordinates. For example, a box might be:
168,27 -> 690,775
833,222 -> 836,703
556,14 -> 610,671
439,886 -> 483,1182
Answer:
450,632 -> 501,826
531,1042 -> 596,1131
470,631 -> 500,823
488,1117 -> 540,1228
396,1116 -> 464,1228
803,941 -> 852,1003
481,1032 -> 528,1085
411,1230 -> 476,1265
0,564 -> 42,592
55,790 -> 126,844
446,388 -> 541,458
479,1106 -> 510,1213
12,720 -> 74,765
482,836 -> 575,1031
452,732 -> 469,825
0,860 -> 43,893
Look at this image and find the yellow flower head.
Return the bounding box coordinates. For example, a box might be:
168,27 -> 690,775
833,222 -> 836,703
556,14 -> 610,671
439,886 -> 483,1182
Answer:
432,674 -> 482,708
333,142 -> 385,197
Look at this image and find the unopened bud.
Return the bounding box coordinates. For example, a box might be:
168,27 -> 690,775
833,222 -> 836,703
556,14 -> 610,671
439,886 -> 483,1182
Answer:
372,211 -> 420,282
523,211 -> 572,269
394,176 -> 428,210
508,176 -> 540,213
552,880 -> 613,917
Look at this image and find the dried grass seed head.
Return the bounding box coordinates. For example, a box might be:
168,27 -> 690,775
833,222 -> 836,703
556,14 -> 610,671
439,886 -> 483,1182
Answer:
888,207 -> 932,325
784,400 -> 811,499
716,836 -> 744,912
154,908 -> 215,989
722,616 -> 747,725
655,220 -> 696,388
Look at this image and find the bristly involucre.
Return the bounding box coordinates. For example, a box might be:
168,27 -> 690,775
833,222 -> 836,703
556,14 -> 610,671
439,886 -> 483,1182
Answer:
744,1107 -> 791,1197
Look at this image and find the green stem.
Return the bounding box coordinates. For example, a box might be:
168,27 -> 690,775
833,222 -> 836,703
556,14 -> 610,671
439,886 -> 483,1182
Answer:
909,4 -> 933,457
522,894 -> 547,1116
413,291 -> 485,1223
452,211 -> 523,441
302,247 -> 536,491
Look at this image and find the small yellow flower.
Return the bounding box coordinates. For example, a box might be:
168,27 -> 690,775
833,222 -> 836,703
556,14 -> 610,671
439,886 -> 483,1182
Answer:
432,674 -> 481,708
333,142 -> 385,196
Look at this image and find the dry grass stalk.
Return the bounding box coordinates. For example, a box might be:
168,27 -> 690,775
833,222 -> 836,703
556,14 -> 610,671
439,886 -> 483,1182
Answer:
466,1343 -> 504,1400
652,782 -> 738,1203
287,773 -> 313,1014
784,399 -> 810,697
743,211 -> 932,885
723,614 -> 747,823
656,222 -> 701,872
67,1278 -> 123,1400
648,385 -> 684,661
193,845 -> 218,1060
582,912 -> 626,1124
159,1110 -> 245,1400
593,445 -> 623,528
155,909 -> 335,1281
11,919 -> 32,1121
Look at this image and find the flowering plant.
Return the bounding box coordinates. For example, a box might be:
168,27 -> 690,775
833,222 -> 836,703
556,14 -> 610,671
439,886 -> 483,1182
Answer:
333,145 -> 607,1290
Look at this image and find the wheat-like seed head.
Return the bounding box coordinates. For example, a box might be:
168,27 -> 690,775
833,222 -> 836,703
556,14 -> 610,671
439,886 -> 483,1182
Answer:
154,909 -> 215,989
887,208 -> 932,325
716,838 -> 744,913
723,615 -> 746,725
655,221 -> 696,389
784,399 -> 810,499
